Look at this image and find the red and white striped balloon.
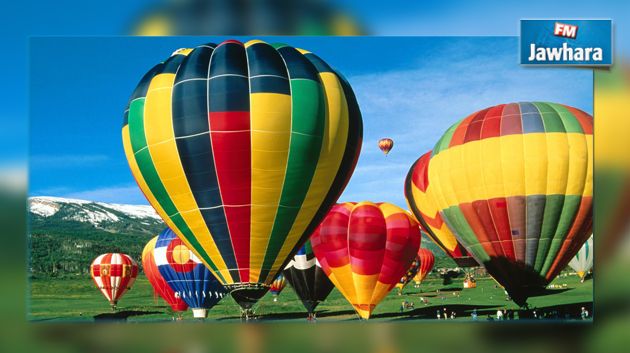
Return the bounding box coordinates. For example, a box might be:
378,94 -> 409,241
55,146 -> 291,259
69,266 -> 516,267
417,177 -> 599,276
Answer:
90,253 -> 139,308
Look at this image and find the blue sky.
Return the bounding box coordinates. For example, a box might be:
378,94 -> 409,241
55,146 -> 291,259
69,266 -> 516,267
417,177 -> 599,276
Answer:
29,36 -> 592,206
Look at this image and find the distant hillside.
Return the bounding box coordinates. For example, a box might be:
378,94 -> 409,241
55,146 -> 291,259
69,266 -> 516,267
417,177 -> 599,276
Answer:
28,196 -> 456,277
29,197 -> 165,277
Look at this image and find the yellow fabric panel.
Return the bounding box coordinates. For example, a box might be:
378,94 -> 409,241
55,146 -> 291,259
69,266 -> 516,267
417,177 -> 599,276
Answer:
584,137 -> 593,197
142,236 -> 158,261
122,126 -> 170,222
430,133 -> 592,209
565,133 -> 590,196
351,272 -> 379,307
523,134 -> 549,195
250,93 -> 292,282
267,72 -> 349,277
143,73 -> 231,282
327,263 -> 357,307
409,179 -> 460,252
499,134 -> 525,197
376,202 -> 404,219
369,281 -> 394,311
595,77 -> 630,168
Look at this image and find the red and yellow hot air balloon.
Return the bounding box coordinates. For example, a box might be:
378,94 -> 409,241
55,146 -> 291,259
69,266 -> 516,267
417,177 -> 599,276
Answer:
395,257 -> 420,294
413,248 -> 435,286
90,253 -> 139,310
378,138 -> 394,156
142,237 -> 188,313
311,202 -> 420,319
406,151 -> 477,267
122,40 -> 362,311
421,102 -> 592,306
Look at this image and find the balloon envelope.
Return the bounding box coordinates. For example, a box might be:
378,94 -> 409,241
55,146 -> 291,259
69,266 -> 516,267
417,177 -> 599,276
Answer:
378,138 -> 394,155
423,102 -> 592,305
269,274 -> 287,296
142,237 -> 188,312
90,253 -> 138,307
155,228 -> 227,318
283,240 -> 335,314
406,151 -> 477,267
311,202 -> 421,319
122,39 -> 362,310
413,248 -> 435,285
568,235 -> 593,280
396,256 -> 420,293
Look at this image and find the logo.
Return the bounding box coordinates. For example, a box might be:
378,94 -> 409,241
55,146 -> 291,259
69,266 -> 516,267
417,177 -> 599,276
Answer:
554,22 -> 578,39
521,19 -> 612,66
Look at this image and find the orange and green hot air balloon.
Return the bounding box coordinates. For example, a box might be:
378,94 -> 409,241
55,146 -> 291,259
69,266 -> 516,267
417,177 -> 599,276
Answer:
378,138 -> 394,155
422,102 -> 592,306
311,202 -> 421,319
413,247 -> 435,286
122,40 -> 362,312
405,152 -> 477,267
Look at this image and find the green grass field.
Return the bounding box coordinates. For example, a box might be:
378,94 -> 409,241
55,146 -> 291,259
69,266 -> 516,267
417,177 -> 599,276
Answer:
28,273 -> 592,322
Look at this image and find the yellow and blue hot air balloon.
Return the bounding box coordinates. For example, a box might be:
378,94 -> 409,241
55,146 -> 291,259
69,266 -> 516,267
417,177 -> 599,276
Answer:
122,39 -> 362,312
422,102 -> 592,306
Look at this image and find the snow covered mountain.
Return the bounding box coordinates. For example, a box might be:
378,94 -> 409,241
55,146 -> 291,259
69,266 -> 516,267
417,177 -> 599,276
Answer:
29,196 -> 164,235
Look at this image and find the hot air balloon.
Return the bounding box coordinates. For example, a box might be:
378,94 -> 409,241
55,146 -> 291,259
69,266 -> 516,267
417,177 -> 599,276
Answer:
122,39 -> 363,314
378,138 -> 394,156
155,228 -> 227,319
90,253 -> 138,310
283,240 -> 335,320
568,236 -> 593,282
421,102 -> 592,306
269,274 -> 287,302
406,151 -> 477,267
395,257 -> 420,294
311,202 -> 421,319
142,237 -> 188,315
413,248 -> 435,287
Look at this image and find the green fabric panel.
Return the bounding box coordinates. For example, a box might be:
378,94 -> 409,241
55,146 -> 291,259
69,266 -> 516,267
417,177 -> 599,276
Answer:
128,99 -> 148,153
442,206 -> 490,263
548,103 -> 583,133
433,122 -> 458,156
540,195 -> 582,275
533,194 -> 564,272
533,102 -> 566,133
259,79 -> 325,277
125,87 -> 224,282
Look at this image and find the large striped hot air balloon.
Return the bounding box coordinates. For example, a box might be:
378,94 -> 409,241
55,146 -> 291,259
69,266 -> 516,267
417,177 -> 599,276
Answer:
155,228 -> 227,318
142,237 -> 188,313
568,236 -> 593,281
311,202 -> 421,319
122,40 -> 362,311
413,248 -> 435,286
283,240 -> 335,319
422,102 -> 592,306
90,253 -> 138,310
406,151 -> 477,267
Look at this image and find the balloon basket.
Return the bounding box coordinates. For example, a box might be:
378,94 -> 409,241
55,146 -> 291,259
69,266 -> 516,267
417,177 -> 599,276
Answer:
192,308 -> 208,319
